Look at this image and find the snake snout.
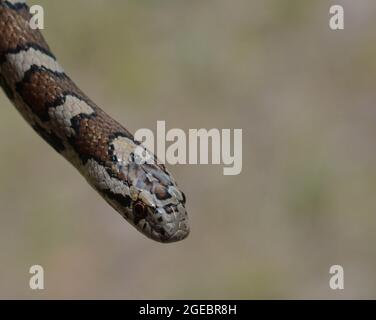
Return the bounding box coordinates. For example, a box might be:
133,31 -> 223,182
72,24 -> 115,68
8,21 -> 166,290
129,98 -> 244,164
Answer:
161,218 -> 190,243
151,203 -> 189,243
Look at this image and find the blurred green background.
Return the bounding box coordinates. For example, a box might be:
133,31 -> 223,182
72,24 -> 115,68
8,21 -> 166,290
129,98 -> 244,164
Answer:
1,0 -> 376,298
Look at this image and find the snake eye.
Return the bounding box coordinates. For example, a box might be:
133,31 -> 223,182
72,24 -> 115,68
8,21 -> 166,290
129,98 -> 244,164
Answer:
133,201 -> 147,220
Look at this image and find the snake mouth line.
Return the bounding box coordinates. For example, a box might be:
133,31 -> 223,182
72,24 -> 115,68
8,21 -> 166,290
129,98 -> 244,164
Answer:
165,224 -> 190,243
136,215 -> 190,243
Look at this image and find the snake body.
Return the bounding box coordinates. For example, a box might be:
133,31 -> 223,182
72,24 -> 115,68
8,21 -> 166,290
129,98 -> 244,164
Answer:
0,0 -> 189,243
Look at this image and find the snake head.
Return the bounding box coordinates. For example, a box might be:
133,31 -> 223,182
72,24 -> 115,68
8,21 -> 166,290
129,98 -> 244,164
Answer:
95,136 -> 190,243
131,182 -> 189,243
126,160 -> 189,243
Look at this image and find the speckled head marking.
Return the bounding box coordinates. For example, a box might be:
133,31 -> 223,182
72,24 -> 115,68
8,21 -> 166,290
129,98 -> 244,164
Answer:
85,135 -> 189,242
115,137 -> 189,242
0,0 -> 189,242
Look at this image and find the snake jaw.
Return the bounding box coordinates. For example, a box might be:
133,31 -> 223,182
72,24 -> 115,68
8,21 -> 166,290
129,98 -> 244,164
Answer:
136,202 -> 189,243
163,218 -> 190,243
159,205 -> 189,243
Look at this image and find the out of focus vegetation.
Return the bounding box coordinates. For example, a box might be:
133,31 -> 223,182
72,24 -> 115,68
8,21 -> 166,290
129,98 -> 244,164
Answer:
1,0 -> 376,298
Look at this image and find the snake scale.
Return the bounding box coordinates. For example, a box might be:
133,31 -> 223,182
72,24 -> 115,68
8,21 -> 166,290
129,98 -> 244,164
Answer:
0,0 -> 189,243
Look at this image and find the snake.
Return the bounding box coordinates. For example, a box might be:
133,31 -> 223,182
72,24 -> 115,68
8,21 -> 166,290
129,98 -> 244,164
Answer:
0,0 -> 189,243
